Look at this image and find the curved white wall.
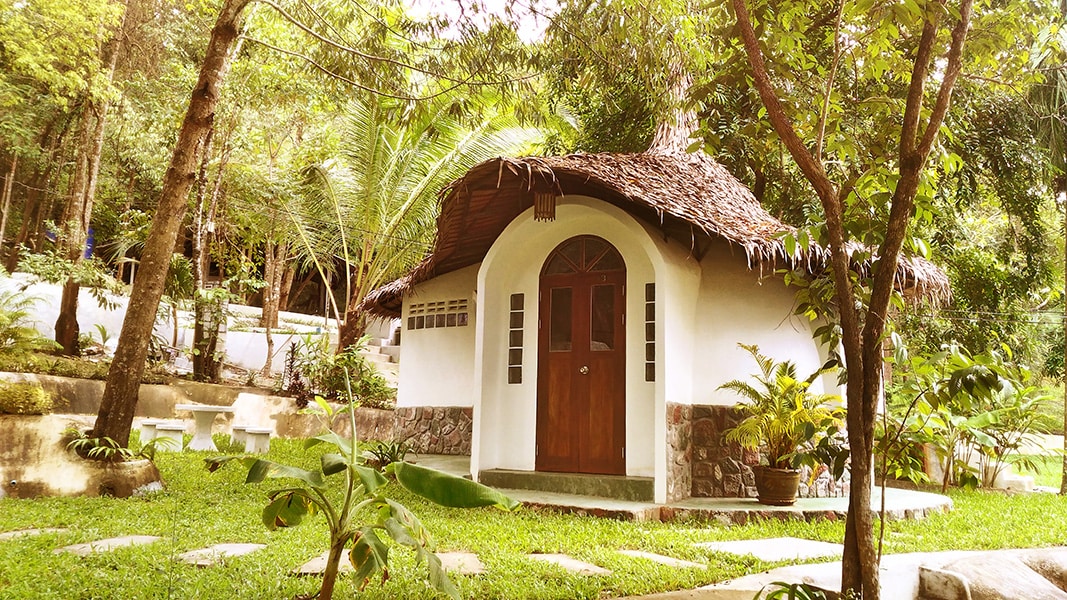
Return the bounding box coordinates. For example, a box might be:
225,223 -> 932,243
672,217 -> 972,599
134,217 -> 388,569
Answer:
473,196 -> 691,486
691,239 -> 835,405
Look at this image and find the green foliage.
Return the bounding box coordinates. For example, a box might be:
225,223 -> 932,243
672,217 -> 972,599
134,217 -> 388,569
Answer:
0,382 -> 53,415
758,581 -> 847,600
880,339 -> 1056,492
17,250 -> 125,310
289,91 -> 538,333
206,378 -> 518,600
720,344 -> 846,471
283,334 -> 395,409
63,426 -> 176,462
0,289 -> 57,358
360,438 -> 414,472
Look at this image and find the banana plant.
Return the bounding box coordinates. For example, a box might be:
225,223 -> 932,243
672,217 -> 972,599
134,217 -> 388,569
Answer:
207,380 -> 518,600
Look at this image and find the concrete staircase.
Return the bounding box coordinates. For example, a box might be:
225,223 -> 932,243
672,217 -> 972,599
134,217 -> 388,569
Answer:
359,336 -> 400,387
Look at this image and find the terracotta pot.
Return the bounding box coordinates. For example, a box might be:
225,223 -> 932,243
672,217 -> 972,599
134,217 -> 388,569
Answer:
753,465 -> 801,506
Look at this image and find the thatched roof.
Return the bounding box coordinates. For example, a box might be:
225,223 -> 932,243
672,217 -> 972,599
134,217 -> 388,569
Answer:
362,150 -> 950,317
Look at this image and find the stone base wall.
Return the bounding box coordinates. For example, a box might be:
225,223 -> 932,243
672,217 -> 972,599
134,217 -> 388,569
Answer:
689,404 -> 847,499
665,403 -> 692,503
691,405 -> 756,497
394,406 -> 473,455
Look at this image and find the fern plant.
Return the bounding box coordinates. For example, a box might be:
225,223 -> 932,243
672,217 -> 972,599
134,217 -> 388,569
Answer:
0,289 -> 57,358
720,344 -> 845,470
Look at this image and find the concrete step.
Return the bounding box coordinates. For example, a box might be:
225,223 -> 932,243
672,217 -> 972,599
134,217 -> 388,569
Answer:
479,469 -> 654,502
379,344 -> 401,363
359,350 -> 392,364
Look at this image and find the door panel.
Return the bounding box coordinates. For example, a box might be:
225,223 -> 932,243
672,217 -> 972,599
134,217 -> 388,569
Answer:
536,236 -> 626,476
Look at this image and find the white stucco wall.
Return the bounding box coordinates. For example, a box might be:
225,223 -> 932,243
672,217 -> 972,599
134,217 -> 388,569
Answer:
392,196 -> 840,504
395,264 -> 479,408
691,239 -> 839,405
0,273 -> 334,375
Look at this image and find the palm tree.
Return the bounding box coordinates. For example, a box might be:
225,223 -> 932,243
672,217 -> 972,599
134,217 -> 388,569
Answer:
290,93 -> 539,350
719,344 -> 843,470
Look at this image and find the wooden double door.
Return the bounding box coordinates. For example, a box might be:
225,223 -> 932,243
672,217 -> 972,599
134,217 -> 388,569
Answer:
536,236 -> 626,475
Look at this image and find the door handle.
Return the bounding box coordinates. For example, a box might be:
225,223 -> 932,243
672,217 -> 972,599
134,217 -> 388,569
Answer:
579,366 -> 589,375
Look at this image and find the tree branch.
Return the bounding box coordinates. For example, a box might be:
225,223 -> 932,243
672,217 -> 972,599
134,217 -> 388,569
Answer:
730,0 -> 832,200
917,0 -> 974,157
242,36 -> 540,101
254,0 -> 512,85
899,0 -> 945,157
815,0 -> 845,163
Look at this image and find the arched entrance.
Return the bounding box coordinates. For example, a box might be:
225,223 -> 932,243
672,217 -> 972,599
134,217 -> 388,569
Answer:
536,235 -> 626,475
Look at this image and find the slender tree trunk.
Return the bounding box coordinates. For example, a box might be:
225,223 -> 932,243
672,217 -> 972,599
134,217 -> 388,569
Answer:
260,239 -> 282,376
319,538 -> 347,600
278,261 -> 296,312
55,5 -> 127,354
0,153 -> 17,261
55,100 -> 104,354
730,0 -> 973,596
93,0 -> 251,445
192,125 -> 214,380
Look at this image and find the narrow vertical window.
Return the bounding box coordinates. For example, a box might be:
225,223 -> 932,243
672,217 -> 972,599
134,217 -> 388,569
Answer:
508,293 -> 524,384
644,283 -> 655,382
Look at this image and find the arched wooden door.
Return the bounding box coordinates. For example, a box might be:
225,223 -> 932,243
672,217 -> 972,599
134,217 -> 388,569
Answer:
536,236 -> 626,475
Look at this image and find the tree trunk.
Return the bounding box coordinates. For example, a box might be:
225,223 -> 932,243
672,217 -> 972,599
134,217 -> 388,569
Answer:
260,239 -> 284,376
55,5 -> 127,355
278,261 -> 296,312
730,0 -> 973,596
0,153 -> 17,262
93,0 -> 251,445
1059,177 -> 1067,495
337,295 -> 368,351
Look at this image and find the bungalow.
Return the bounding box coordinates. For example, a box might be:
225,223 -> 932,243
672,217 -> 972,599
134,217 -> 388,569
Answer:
362,147 -> 947,504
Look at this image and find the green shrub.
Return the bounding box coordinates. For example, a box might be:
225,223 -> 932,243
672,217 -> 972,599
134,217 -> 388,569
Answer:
0,382 -> 54,415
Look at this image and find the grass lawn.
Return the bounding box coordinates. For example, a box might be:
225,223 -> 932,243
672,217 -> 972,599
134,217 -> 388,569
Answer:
2,439 -> 1066,599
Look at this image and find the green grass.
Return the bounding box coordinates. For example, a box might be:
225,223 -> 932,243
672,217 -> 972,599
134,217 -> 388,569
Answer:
2,440 -> 1067,599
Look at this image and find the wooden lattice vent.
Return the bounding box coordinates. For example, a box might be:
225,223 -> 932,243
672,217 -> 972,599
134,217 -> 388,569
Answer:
534,191 -> 556,222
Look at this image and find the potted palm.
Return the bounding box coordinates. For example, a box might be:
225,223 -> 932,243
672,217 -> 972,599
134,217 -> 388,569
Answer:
719,344 -> 846,506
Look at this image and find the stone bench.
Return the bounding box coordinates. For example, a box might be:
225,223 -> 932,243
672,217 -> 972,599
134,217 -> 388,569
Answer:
244,428 -> 272,454
153,422 -> 186,451
230,425 -> 249,448
138,419 -> 165,443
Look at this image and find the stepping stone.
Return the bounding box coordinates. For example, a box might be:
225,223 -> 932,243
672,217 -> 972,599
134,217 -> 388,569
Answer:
56,535 -> 162,556
617,549 -> 705,568
694,537 -> 843,562
293,549 -> 353,575
528,553 -> 611,576
177,543 -> 266,567
0,528 -> 67,541
438,551 -> 486,575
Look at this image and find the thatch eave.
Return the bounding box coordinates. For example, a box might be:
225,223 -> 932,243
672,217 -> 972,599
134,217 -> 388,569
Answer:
360,152 -> 950,318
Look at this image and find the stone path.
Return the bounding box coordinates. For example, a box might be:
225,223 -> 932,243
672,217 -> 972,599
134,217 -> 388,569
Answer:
0,527 -> 67,541
694,537 -> 844,562
55,535 -> 162,556
8,528 -> 834,584
177,543 -> 266,567
293,549 -> 353,576
438,551 -> 487,575
528,553 -> 613,575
